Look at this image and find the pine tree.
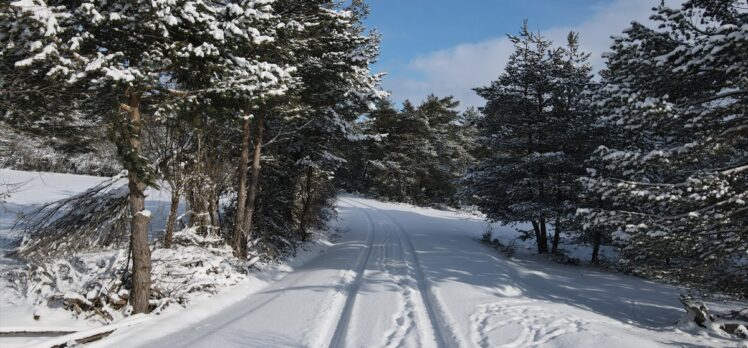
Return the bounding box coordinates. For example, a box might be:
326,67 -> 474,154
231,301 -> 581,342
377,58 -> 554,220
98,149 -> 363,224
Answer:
5,0 -> 286,313
417,95 -> 471,205
229,0 -> 384,253
368,99 -> 436,203
469,23 -> 595,255
580,0 -> 747,293
1,0 -> 71,118
1,1 -> 106,167
360,95 -> 472,206
470,22 -> 559,254
547,33 -> 596,254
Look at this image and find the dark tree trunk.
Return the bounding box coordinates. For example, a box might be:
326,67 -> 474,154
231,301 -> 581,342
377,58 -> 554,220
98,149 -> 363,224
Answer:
531,219 -> 548,254
358,161 -> 369,192
538,218 -> 549,254
299,167 -> 315,241
125,91 -> 151,314
239,112 -> 264,258
208,195 -> 219,229
551,218 -> 561,254
164,183 -> 179,248
591,229 -> 602,264
233,116 -> 251,257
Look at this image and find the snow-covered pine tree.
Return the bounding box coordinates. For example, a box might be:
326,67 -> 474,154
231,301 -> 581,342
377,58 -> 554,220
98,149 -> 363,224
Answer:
278,0 -> 384,240
227,0 -> 384,254
580,0 -> 747,294
6,0 -> 287,313
368,99 -> 439,204
0,0 -> 71,119
362,97 -> 463,205
417,95 -> 475,205
469,22 -> 564,254
546,33 -> 596,254
1,1 -> 111,174
357,95 -> 475,206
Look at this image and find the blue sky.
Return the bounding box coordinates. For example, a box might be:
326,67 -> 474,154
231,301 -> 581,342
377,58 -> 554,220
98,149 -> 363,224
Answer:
363,0 -> 670,109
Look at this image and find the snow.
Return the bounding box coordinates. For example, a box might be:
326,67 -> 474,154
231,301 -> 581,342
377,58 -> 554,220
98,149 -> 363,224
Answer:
0,169 -> 183,255
101,198 -> 742,347
10,0 -> 62,37
1,172 -> 744,347
0,169 -> 188,347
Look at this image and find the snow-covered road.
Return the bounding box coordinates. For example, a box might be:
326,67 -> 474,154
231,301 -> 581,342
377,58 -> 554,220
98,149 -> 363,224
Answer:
136,197 -> 453,347
122,196 -> 726,348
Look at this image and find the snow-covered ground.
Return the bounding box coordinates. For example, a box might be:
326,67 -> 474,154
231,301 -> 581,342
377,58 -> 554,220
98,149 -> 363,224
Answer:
1,170 -> 745,347
104,197 -> 742,347
0,169 -> 182,255
0,169 -> 186,346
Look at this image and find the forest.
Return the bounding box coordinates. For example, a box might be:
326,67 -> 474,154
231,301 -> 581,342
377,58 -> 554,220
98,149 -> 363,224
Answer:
0,0 -> 746,347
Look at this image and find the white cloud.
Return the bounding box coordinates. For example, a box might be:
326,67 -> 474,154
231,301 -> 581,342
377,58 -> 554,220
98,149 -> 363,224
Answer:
383,0 -> 680,110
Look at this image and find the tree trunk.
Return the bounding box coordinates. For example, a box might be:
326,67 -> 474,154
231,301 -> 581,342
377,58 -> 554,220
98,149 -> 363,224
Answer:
360,161 -> 369,187
164,183 -> 179,248
551,218 -> 561,254
213,197 -> 222,226
531,221 -> 543,254
539,218 -> 549,254
208,193 -> 219,231
591,229 -> 602,264
299,167 -> 315,241
233,116 -> 251,257
239,112 -> 264,258
125,91 -> 151,314
532,219 -> 549,254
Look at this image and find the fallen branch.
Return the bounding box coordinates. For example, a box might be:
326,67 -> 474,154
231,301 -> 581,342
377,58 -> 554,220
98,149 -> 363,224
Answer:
14,173 -> 130,260
27,314 -> 151,348
679,295 -> 747,338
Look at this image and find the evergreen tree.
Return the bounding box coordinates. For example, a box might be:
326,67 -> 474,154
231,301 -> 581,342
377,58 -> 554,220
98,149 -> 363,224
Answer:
368,99 -> 436,203
418,95 -> 472,205
5,0 -> 285,313
360,96 -> 472,206
547,33 -> 596,254
232,0 -> 384,250
580,0 -> 747,293
469,23 -> 558,254
468,23 -> 594,255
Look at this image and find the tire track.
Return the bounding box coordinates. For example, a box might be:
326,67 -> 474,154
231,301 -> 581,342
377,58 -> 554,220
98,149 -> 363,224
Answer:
347,198 -> 455,348
327,198 -> 377,348
381,224 -> 418,348
154,200 -> 368,348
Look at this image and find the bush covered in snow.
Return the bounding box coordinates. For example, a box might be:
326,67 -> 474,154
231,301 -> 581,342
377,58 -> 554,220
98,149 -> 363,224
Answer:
2,228 -> 248,323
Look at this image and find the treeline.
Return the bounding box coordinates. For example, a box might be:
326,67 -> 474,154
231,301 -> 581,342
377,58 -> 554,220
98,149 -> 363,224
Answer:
349,1 -> 745,295
2,0 -> 383,313
339,96 -> 479,207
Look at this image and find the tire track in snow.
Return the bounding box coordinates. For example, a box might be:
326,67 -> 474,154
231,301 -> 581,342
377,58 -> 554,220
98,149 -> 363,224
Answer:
181,200 -> 372,347
327,198 -> 377,348
380,224 -> 418,348
348,199 -> 456,348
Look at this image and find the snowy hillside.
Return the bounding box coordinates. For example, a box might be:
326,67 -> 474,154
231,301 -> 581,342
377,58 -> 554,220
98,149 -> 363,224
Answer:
1,170 -> 743,347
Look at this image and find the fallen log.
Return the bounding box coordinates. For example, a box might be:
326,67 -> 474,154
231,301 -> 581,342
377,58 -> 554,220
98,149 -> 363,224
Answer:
680,295 -> 714,328
25,314 -> 152,348
0,330 -> 78,337
680,295 -> 748,339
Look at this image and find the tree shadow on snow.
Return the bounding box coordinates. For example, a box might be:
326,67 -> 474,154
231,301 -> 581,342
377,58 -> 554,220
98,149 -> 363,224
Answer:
360,206 -> 687,332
